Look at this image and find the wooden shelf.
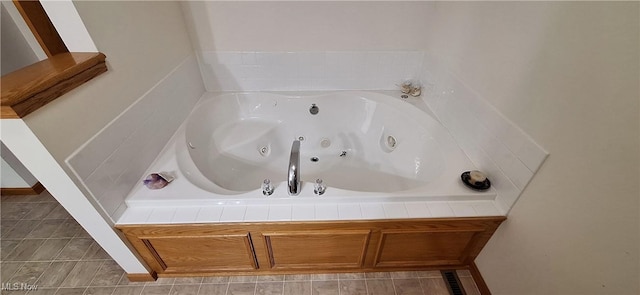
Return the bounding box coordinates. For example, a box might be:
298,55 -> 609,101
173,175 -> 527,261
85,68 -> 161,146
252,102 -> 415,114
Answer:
1,52 -> 107,119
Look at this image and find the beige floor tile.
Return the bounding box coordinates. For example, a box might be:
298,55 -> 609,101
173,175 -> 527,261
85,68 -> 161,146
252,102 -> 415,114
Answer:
338,273 -> 365,280
173,277 -> 203,284
25,219 -> 65,239
89,260 -> 124,286
1,240 -> 22,259
311,273 -> 338,281
1,220 -> 19,238
84,286 -> 116,295
226,282 -> 256,295
54,287 -> 86,295
1,202 -> 33,220
256,274 -> 285,282
60,261 -> 102,287
393,278 -> 423,295
82,242 -> 110,260
311,280 -> 338,295
23,288 -> 58,295
30,239 -> 70,261
415,270 -> 442,278
339,279 -> 366,295
55,238 -> 93,260
10,262 -> 50,285
112,286 -> 145,295
25,202 -> 57,220
141,285 -> 172,295
459,276 -> 481,295
456,269 -> 472,277
169,284 -> 200,295
4,239 -> 46,261
365,279 -> 395,295
51,220 -> 82,238
201,276 -> 229,284
3,220 -> 41,239
285,274 -> 311,281
419,278 -> 449,295
44,204 -> 72,220
229,275 -> 256,283
197,284 -> 227,295
1,290 -> 28,295
390,271 -> 419,279
145,277 -> 175,285
117,275 -> 146,286
35,261 -> 78,287
255,282 -> 283,295
1,261 -> 24,280
283,281 -> 311,295
364,272 -> 391,279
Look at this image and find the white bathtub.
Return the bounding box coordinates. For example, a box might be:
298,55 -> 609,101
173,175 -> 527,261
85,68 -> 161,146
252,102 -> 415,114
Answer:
125,91 -> 496,208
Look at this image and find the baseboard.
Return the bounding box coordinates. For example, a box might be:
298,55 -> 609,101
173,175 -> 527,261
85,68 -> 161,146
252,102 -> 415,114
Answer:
1,182 -> 45,195
127,271 -> 158,282
469,262 -> 492,295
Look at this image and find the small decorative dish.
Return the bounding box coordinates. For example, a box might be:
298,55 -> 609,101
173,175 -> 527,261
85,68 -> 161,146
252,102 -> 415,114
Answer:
461,170 -> 491,191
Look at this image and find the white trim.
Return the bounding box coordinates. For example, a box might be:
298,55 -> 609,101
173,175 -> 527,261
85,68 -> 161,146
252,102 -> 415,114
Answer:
40,0 -> 97,52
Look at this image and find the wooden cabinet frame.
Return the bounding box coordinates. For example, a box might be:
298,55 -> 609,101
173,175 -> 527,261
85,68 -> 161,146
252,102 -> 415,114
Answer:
118,217 -> 505,277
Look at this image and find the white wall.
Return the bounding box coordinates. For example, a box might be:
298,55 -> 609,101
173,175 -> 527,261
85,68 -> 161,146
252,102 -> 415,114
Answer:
23,0 -> 193,161
183,1 -> 433,52
425,2 -> 639,294
0,1 -> 44,75
182,1 -> 434,92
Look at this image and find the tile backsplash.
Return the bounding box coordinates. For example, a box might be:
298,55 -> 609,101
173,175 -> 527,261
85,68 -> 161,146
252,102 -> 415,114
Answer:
419,54 -> 548,213
66,55 -> 205,222
198,51 -> 424,91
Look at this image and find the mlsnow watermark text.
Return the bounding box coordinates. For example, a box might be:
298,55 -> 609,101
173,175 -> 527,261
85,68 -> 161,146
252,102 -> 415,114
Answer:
1,282 -> 39,291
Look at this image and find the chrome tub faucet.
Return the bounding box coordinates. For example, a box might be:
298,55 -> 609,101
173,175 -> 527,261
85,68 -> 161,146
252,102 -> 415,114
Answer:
288,140 -> 301,196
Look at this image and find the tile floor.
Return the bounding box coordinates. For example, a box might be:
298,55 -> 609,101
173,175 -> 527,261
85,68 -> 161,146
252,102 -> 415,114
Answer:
1,191 -> 481,295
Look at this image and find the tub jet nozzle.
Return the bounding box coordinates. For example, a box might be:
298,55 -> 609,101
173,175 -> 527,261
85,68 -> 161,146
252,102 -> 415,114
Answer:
309,104 -> 319,115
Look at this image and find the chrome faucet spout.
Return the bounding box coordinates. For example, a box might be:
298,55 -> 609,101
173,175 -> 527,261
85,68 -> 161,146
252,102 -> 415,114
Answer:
288,140 -> 301,196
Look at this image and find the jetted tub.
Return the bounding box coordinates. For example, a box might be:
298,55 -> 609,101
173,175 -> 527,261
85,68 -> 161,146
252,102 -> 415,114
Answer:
126,91 -> 495,206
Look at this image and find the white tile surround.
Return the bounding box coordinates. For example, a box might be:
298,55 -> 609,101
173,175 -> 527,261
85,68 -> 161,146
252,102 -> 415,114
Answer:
118,201 -> 501,224
66,50 -> 546,225
198,51 -> 424,92
419,54 -> 548,213
66,55 -> 205,223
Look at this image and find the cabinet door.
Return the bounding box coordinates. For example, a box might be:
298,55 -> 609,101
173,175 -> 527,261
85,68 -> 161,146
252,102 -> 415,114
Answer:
121,227 -> 259,274
373,229 -> 482,267
262,230 -> 371,270
145,233 -> 258,273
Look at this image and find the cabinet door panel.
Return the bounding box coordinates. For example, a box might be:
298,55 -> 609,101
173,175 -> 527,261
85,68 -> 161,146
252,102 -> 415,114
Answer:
143,234 -> 257,273
374,230 -> 479,267
263,230 -> 370,269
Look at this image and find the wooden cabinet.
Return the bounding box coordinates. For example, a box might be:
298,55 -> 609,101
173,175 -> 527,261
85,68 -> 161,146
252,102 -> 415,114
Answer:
117,217 -> 504,277
263,229 -> 371,270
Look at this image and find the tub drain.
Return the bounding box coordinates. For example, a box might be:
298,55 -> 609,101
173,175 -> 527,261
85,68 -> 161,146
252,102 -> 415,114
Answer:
310,157 -> 319,162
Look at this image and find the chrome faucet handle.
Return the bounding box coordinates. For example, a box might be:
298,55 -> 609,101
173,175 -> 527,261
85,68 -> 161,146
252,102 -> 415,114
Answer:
314,179 -> 326,195
262,179 -> 274,196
